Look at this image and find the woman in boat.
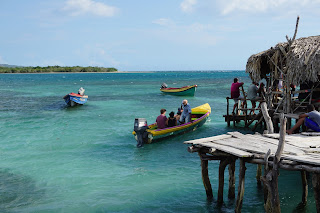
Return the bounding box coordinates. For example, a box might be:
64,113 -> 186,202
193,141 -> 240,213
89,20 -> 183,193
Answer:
166,111 -> 177,127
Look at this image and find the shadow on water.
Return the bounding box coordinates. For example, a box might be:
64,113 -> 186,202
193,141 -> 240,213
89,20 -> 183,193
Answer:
0,169 -> 45,212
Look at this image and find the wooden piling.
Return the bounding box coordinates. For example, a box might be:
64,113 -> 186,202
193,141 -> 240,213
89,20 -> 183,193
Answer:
256,164 -> 262,185
199,153 -> 213,199
218,158 -> 230,204
312,173 -> 320,212
301,171 -> 308,205
262,115 -> 286,213
235,159 -> 246,213
228,159 -> 236,199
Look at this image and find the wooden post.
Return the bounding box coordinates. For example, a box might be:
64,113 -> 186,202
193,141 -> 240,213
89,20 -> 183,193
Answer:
301,171 -> 308,205
227,98 -> 230,126
261,114 -> 286,213
218,158 -> 230,204
235,159 -> 246,213
261,102 -> 274,134
312,173 -> 320,212
256,164 -> 262,185
228,159 -> 236,199
199,153 -> 213,199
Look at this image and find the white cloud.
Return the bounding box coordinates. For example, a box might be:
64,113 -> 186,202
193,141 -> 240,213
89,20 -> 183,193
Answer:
62,0 -> 118,17
152,18 -> 174,26
219,0 -> 319,15
151,20 -> 219,46
180,0 -> 197,13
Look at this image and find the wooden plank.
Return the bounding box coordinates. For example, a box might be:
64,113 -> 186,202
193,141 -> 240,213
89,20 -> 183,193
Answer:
213,138 -> 279,156
284,113 -> 300,119
282,154 -> 320,166
195,142 -> 253,157
184,134 -> 232,144
226,132 -> 305,156
245,134 -> 306,155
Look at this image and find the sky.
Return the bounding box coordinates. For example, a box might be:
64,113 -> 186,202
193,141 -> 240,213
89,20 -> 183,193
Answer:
0,0 -> 320,71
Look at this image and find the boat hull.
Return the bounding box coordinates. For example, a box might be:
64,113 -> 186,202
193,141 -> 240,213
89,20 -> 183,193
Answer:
133,103 -> 211,144
160,85 -> 197,96
63,93 -> 88,106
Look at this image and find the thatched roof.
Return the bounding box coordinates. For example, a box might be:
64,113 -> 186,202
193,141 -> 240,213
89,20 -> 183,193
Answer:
246,35 -> 320,85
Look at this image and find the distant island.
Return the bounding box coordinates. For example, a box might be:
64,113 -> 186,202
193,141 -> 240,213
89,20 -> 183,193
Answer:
0,64 -> 118,73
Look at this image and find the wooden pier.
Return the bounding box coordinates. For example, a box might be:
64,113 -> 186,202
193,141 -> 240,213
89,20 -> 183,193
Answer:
185,117 -> 320,212
225,17 -> 320,130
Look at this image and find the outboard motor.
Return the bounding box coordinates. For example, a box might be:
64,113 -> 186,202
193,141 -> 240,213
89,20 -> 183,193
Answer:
161,83 -> 168,89
134,118 -> 148,148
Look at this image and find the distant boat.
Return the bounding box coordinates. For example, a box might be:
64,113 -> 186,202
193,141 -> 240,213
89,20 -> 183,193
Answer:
160,83 -> 197,96
63,87 -> 88,107
133,103 -> 211,147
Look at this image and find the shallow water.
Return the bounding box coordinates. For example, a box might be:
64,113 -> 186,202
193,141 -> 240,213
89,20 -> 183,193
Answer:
0,71 -> 316,212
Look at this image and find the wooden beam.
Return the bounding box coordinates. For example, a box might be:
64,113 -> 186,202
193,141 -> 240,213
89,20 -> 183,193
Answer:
235,159 -> 246,213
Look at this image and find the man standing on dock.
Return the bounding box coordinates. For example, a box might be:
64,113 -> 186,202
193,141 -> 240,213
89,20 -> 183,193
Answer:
231,78 -> 244,114
180,99 -> 191,124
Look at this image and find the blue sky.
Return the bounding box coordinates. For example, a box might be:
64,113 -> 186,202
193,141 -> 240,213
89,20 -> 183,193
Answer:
0,0 -> 320,71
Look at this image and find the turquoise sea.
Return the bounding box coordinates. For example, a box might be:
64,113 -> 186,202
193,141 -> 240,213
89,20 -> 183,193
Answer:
0,71 -> 316,212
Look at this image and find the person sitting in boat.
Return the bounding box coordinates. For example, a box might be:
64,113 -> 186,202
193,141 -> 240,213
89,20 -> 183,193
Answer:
231,78 -> 244,114
286,104 -> 320,134
78,87 -> 85,96
156,108 -> 167,129
180,99 -> 191,124
166,111 -> 177,127
175,108 -> 182,124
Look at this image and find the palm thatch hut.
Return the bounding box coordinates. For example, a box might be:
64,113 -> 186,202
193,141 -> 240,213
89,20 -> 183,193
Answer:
246,35 -> 320,86
246,33 -> 320,115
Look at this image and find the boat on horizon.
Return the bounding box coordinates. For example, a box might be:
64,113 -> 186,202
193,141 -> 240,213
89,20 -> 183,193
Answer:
133,103 -> 211,147
160,83 -> 197,96
63,87 -> 88,107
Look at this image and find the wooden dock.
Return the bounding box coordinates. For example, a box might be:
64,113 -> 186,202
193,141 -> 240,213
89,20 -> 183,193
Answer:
184,128 -> 320,212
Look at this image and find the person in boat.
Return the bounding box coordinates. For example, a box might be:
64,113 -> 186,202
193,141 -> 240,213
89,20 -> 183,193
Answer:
286,104 -> 320,134
156,108 -> 167,129
231,78 -> 244,114
180,99 -> 191,124
175,108 -> 182,124
247,81 -> 261,115
166,111 -> 177,127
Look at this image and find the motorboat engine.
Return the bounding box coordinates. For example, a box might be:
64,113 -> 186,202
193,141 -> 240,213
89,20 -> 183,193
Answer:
134,118 -> 148,148
161,83 -> 168,89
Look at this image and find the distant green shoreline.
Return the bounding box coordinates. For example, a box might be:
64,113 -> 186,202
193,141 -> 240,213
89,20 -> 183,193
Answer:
0,66 -> 117,73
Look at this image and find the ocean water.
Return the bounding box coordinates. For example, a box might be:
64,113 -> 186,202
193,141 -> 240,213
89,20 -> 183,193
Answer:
0,71 -> 316,213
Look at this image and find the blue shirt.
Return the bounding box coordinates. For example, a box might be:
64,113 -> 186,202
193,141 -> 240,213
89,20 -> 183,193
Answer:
307,110 -> 320,126
182,103 -> 191,116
